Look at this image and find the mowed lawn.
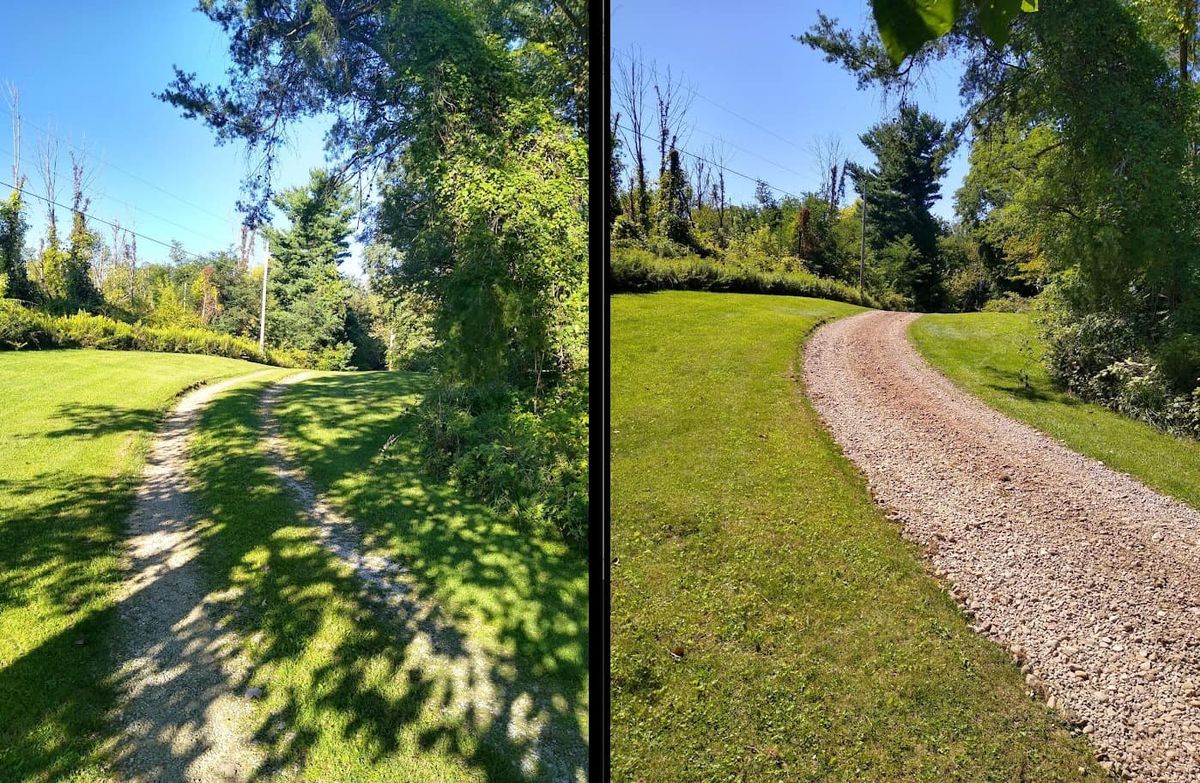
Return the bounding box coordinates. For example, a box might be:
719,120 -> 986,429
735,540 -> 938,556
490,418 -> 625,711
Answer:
0,350 -> 267,783
911,312 -> 1200,510
185,371 -> 588,782
610,292 -> 1105,782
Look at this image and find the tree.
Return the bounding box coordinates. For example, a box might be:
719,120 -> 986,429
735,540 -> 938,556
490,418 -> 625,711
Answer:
850,105 -> 952,309
655,146 -> 693,247
262,169 -> 354,355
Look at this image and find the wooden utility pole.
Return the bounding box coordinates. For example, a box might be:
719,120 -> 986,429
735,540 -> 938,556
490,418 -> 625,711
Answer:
258,237 -> 269,354
858,194 -> 868,293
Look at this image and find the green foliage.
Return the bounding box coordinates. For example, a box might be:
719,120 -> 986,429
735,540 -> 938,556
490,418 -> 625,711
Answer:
0,299 -> 318,367
1156,333 -> 1200,393
853,104 -> 953,310
0,191 -> 30,301
264,169 -> 356,357
867,0 -> 1037,65
609,246 -> 897,309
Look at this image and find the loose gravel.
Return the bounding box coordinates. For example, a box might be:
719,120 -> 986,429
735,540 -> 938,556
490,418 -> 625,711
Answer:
804,311 -> 1200,783
109,371 -> 275,783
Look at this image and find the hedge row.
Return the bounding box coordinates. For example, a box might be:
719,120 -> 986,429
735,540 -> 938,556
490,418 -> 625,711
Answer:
608,246 -> 901,310
0,299 -> 319,368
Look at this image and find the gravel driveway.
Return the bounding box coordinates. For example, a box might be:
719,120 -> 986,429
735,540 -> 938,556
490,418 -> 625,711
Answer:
804,310 -> 1200,783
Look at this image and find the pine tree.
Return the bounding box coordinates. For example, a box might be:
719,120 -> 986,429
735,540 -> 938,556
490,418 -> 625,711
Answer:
263,169 -> 355,353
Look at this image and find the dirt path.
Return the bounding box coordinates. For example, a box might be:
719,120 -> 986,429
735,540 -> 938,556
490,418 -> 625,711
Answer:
109,371 -> 275,782
805,311 -> 1200,782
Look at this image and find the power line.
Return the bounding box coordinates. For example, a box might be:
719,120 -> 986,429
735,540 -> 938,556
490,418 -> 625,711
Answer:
1,178 -> 205,260
612,48 -> 808,153
0,103 -> 238,226
0,143 -> 233,249
615,121 -> 803,200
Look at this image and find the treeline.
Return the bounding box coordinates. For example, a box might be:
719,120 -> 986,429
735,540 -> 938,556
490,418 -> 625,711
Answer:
801,0 -> 1200,437
156,0 -> 588,546
0,147 -> 420,370
608,54 -> 1018,313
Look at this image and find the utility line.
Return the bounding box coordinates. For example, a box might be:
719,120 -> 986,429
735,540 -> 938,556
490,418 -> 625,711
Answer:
1,177 -> 205,261
611,48 -> 808,153
1,143 -> 232,249
0,103 -> 237,226
615,121 -> 804,200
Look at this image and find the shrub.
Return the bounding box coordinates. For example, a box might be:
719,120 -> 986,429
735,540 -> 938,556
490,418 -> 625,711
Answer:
1156,332 -> 1200,393
609,246 -> 898,310
418,378 -> 588,548
1042,312 -> 1144,397
982,292 -> 1032,313
0,299 -> 319,368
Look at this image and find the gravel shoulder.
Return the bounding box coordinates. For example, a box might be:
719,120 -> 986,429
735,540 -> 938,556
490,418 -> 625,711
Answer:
108,370 -> 276,783
804,311 -> 1200,782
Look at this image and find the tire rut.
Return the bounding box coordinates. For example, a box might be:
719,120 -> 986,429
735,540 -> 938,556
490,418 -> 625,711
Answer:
109,370 -> 277,783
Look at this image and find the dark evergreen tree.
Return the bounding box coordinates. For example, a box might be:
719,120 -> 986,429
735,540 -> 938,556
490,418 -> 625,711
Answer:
851,105 -> 952,309
655,147 -> 693,246
263,169 -> 355,353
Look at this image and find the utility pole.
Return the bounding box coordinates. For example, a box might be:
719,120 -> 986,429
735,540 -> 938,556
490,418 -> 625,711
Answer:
858,193 -> 868,294
258,236 -> 269,354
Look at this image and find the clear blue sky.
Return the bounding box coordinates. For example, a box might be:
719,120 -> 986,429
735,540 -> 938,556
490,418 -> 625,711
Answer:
611,0 -> 970,218
0,1 -> 363,274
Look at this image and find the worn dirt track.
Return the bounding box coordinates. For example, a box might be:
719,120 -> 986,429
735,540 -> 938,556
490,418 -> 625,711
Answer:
804,311 -> 1200,782
109,371 -> 275,783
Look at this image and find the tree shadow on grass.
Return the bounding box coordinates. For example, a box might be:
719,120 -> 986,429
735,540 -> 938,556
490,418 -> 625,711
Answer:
0,472 -> 135,782
189,381 -> 588,782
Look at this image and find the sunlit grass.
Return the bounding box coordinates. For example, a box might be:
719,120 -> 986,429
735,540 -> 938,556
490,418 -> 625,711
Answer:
911,312 -> 1200,509
186,371 -> 587,782
610,291 -> 1105,782
0,349 -> 268,783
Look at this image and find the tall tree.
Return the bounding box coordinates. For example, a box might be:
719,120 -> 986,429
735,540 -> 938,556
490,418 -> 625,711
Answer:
262,169 -> 354,354
850,105 -> 951,308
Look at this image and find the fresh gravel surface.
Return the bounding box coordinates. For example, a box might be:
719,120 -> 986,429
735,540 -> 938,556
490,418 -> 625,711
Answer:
805,310 -> 1200,783
109,371 -> 275,783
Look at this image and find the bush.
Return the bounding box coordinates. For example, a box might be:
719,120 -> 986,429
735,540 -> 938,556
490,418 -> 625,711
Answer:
1042,312 -> 1144,397
418,378 -> 587,548
1156,332 -> 1200,393
609,246 -> 899,310
0,299 -> 319,368
982,292 -> 1032,313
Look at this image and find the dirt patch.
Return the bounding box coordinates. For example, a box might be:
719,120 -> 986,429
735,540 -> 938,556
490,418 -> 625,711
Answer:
805,311 -> 1200,782
108,370 -> 275,782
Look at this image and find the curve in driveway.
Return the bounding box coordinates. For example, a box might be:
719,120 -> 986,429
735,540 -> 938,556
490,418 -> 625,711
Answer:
804,310 -> 1200,782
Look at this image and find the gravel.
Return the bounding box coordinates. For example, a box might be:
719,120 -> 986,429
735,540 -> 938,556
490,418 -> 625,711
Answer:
804,311 -> 1200,783
109,371 -> 276,783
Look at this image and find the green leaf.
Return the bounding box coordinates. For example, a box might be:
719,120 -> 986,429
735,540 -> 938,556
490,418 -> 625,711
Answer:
871,0 -> 960,65
1021,0 -> 1038,11
976,0 -> 1024,49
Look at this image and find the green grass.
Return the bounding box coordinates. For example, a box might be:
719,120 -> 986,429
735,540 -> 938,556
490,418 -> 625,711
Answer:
185,370 -> 588,781
911,312 -> 1200,510
610,291 -> 1105,782
0,349 -> 270,783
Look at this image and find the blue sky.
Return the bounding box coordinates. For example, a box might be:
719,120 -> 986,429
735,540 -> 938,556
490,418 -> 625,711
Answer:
611,0 -> 970,218
0,1 -> 362,275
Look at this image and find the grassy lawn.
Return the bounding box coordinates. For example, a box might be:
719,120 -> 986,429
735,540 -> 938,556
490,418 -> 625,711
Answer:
911,312 -> 1200,510
186,370 -> 588,782
0,350 -> 269,783
610,291 -> 1105,782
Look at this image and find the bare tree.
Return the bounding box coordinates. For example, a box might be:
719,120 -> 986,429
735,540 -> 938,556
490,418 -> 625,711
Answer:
811,134 -> 848,212
653,64 -> 694,175
37,134 -> 59,245
5,83 -> 20,188
690,153 -> 709,212
706,140 -> 730,234
614,49 -> 650,228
